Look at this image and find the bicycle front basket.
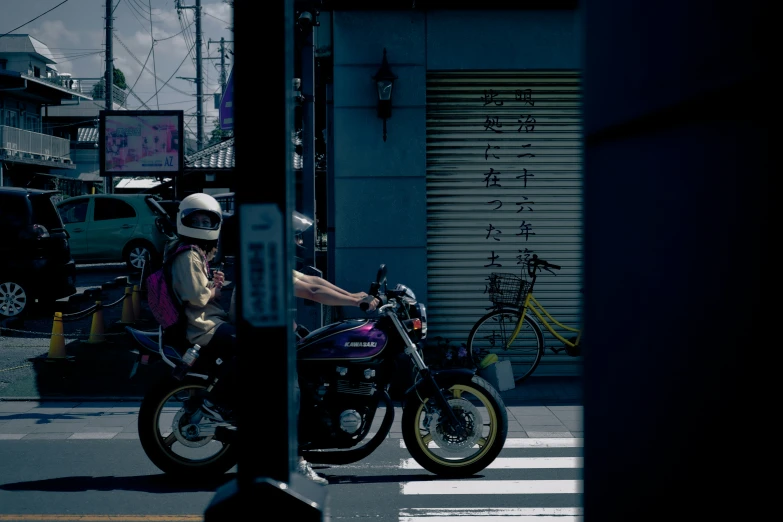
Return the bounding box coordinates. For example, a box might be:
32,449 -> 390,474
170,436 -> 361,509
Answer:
487,273 -> 529,308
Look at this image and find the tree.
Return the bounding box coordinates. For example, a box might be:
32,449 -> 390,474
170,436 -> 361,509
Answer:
91,67 -> 127,98
207,117 -> 233,147
113,67 -> 127,89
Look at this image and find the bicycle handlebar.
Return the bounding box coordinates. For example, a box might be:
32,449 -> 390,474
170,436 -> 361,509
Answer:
527,254 -> 561,277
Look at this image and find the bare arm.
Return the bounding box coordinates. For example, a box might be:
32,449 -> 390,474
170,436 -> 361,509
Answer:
293,277 -> 378,311
292,270 -> 368,299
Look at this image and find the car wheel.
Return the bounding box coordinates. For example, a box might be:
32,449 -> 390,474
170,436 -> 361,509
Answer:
0,280 -> 30,319
125,241 -> 157,271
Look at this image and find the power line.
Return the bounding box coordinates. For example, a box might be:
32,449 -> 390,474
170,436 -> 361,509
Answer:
154,21 -> 194,42
121,0 -> 153,36
141,40 -> 196,107
0,0 -> 72,39
203,10 -> 230,26
147,0 -> 159,109
113,33 -> 193,97
128,46 -> 153,97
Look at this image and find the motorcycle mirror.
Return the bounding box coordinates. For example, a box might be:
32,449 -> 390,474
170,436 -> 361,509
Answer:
376,264 -> 387,286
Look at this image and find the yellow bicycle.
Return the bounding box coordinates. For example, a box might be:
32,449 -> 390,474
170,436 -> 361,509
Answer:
466,255 -> 582,383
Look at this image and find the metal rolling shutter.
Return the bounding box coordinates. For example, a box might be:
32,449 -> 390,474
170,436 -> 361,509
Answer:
426,71 -> 583,375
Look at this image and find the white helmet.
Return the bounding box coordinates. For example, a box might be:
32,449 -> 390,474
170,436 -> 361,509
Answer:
177,193 -> 222,241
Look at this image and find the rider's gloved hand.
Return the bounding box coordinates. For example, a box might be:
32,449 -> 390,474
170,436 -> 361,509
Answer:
358,294 -> 380,312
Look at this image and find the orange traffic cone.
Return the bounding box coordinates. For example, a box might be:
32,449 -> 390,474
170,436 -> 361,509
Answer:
86,301 -> 106,344
132,285 -> 141,321
118,287 -> 135,324
48,312 -> 66,358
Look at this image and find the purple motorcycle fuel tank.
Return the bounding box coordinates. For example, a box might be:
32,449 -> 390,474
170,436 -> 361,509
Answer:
297,319 -> 389,360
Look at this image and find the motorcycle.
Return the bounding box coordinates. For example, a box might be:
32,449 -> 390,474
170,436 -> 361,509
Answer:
125,264 -> 508,479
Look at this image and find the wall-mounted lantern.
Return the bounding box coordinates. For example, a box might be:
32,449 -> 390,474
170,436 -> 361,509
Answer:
372,48 -> 398,142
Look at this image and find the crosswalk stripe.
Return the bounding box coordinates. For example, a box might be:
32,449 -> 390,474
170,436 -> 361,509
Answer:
399,507 -> 583,521
400,456 -> 583,469
400,437 -> 583,449
68,433 -> 119,440
401,479 -> 583,495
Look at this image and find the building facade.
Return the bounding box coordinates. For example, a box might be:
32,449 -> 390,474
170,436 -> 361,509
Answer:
0,35 -> 91,190
321,3 -> 583,375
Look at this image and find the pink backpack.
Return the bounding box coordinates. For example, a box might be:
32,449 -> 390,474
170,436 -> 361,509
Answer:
146,244 -> 206,331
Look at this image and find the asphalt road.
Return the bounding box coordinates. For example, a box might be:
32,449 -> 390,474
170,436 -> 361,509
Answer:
0,431 -> 583,521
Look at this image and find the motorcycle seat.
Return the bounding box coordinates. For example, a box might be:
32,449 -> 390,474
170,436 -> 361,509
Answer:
125,326 -> 183,362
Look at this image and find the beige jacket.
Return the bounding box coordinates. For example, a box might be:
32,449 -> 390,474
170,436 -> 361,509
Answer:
170,249 -> 229,347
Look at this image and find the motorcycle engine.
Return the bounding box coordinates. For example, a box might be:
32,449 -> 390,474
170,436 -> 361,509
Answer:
339,410 -> 363,434
298,364 -> 382,447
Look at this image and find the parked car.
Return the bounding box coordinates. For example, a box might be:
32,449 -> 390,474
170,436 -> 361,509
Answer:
0,187 -> 77,319
56,194 -> 174,271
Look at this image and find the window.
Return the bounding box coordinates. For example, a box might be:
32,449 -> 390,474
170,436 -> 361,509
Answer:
4,110 -> 18,128
26,115 -> 39,132
30,194 -> 65,230
94,198 -> 136,221
0,194 -> 30,232
58,199 -> 89,224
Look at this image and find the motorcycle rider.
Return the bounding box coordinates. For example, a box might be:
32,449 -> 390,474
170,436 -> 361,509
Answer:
164,193 -> 236,423
169,193 -> 378,484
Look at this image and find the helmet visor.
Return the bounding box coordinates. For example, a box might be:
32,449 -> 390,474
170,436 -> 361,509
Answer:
181,208 -> 222,231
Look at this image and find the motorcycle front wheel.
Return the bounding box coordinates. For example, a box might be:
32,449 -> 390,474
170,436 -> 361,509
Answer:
138,377 -> 237,478
401,374 -> 508,478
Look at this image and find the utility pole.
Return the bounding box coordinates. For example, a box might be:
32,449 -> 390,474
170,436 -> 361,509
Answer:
208,37 -> 233,97
207,37 -> 232,139
177,0 -> 204,150
104,0 -> 114,194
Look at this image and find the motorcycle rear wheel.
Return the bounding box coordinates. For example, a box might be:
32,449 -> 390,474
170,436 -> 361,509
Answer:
138,377 -> 237,478
402,374 -> 508,478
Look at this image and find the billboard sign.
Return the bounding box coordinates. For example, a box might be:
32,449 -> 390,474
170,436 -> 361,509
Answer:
99,110 -> 184,177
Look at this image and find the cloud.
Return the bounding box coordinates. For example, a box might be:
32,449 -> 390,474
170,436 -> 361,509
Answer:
30,20 -> 80,46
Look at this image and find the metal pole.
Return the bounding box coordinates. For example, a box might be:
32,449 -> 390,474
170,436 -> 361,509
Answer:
195,0 -> 204,150
326,84 -> 335,286
220,37 -> 227,96
105,1 -> 113,111
299,28 -> 320,329
204,0 -> 326,517
104,0 -> 114,194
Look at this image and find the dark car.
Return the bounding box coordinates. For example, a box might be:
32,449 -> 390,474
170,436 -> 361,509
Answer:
0,187 -> 77,319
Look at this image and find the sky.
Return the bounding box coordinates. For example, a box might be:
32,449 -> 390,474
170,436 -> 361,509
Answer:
0,0 -> 234,143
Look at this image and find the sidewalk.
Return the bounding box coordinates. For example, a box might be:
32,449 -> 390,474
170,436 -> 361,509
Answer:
0,261 -> 583,435
0,378 -> 583,441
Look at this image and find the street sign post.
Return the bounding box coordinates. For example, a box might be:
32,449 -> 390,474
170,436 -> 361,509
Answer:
219,68 -> 233,131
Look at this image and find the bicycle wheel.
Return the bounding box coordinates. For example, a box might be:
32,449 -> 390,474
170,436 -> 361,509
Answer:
466,308 -> 544,383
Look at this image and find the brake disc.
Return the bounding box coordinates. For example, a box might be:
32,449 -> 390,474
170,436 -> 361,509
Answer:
429,398 -> 482,453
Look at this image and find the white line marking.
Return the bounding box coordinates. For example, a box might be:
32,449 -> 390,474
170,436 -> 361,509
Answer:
401,479 -> 583,495
399,507 -> 583,521
68,432 -> 118,440
0,434 -> 25,440
400,438 -> 583,449
400,457 -> 583,469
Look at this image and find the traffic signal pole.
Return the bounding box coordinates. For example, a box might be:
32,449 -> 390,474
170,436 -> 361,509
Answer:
204,0 -> 327,518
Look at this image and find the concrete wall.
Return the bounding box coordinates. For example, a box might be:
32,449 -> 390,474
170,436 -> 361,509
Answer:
331,8 -> 580,315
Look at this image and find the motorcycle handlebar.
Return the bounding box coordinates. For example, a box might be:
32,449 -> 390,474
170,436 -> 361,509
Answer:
360,295 -> 386,312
